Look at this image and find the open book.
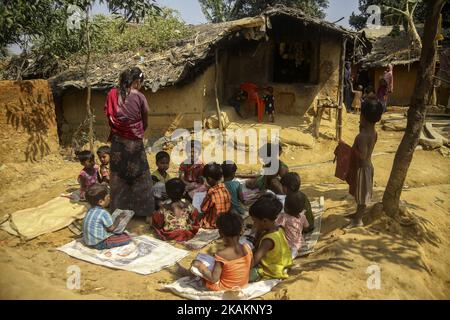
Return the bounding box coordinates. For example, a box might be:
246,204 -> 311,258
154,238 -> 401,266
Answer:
110,209 -> 135,234
190,253 -> 215,278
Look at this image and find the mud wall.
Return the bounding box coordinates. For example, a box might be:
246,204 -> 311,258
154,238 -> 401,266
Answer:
373,63 -> 419,106
0,80 -> 59,163
60,65 -> 216,144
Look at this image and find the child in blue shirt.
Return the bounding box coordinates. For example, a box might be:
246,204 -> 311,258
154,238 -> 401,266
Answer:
83,183 -> 131,250
221,161 -> 246,216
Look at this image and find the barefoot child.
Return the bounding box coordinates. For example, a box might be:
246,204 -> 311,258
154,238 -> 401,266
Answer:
191,213 -> 253,291
249,193 -> 293,281
83,183 -> 131,249
222,161 -> 246,216
351,84 -> 363,114
280,172 -> 314,233
77,151 -> 100,201
199,162 -> 231,229
347,99 -> 383,228
152,178 -> 199,242
276,192 -> 309,259
179,140 -> 205,200
96,145 -> 111,184
262,86 -> 275,122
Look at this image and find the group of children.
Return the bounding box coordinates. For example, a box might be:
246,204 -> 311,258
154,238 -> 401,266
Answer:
75,137 -> 317,291
229,85 -> 276,123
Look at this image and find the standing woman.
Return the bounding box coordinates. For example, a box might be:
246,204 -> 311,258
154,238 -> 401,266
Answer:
383,64 -> 394,111
104,67 -> 154,223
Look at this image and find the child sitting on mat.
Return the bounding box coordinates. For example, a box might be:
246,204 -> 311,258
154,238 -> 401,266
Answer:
280,172 -> 314,233
246,143 -> 289,195
179,140 -> 206,200
199,162 -> 231,229
96,145 -> 111,184
152,178 -> 199,242
222,161 -> 246,216
76,150 -> 100,201
152,151 -> 172,209
83,183 -> 131,250
191,213 -> 253,291
249,193 -> 293,281
276,192 -> 309,259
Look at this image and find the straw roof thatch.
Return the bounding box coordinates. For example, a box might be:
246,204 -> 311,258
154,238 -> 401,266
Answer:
42,5 -> 357,93
358,25 -> 424,68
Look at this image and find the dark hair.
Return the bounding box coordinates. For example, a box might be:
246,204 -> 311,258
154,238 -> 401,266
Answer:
280,172 -> 301,193
284,192 -> 306,217
249,193 -> 282,221
221,161 -> 237,179
362,99 -> 383,123
85,183 -> 109,207
130,66 -> 144,83
216,213 -> 243,237
203,162 -> 223,181
156,151 -> 170,163
97,145 -> 111,156
118,67 -> 144,101
165,178 -> 185,202
76,150 -> 94,163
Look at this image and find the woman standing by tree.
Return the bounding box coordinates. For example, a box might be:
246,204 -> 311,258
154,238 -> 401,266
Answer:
105,67 -> 154,223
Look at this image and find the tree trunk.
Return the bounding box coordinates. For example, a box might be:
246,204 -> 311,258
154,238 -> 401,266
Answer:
407,17 -> 422,50
382,0 -> 445,217
84,8 -> 94,152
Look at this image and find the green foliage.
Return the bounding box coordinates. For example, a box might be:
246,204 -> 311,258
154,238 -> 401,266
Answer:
199,0 -> 329,23
349,0 -> 427,30
89,9 -> 192,54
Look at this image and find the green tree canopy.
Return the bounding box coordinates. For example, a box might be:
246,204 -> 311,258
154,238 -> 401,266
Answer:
199,0 -> 329,23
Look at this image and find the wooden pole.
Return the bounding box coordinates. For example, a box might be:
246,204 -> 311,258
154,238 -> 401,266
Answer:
84,7 -> 94,152
214,47 -> 223,131
336,36 -> 347,141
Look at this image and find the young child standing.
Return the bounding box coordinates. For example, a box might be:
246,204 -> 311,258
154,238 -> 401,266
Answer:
179,140 -> 205,199
249,193 -> 293,281
77,150 -> 100,201
346,99 -> 383,228
152,178 -> 199,242
221,161 -> 246,216
83,183 -> 131,250
199,162 -> 231,229
263,86 -> 275,123
96,145 -> 111,184
351,84 -> 363,114
276,192 -> 309,259
191,213 -> 253,291
377,78 -> 388,113
280,172 -> 314,233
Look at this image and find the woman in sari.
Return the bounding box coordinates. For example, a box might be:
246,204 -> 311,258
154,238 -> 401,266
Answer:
104,67 -> 154,223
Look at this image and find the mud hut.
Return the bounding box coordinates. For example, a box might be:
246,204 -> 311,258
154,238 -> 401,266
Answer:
356,25 -> 424,106
17,6 -> 360,144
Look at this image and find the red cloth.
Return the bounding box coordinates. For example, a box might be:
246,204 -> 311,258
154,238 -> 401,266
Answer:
104,88 -> 143,141
334,141 -> 360,197
334,141 -> 352,181
152,211 -> 200,242
240,82 -> 264,122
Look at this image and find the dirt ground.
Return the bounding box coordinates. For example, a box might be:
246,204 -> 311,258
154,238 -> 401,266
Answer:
0,111 -> 449,300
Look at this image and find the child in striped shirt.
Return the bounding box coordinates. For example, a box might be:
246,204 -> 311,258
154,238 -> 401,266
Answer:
83,183 -> 131,250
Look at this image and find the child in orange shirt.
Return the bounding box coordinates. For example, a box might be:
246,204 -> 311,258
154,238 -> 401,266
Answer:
191,213 -> 253,291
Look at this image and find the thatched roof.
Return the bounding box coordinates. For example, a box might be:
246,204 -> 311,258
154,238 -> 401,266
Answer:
45,5 -> 356,92
358,25 -> 423,68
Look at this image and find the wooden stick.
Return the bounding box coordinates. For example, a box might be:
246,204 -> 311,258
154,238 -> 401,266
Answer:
214,47 -> 223,131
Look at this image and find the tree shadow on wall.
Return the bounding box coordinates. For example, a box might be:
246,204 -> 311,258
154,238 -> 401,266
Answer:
5,82 -> 55,162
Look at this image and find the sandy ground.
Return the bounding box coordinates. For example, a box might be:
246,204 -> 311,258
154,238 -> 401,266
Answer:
0,111 -> 449,300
